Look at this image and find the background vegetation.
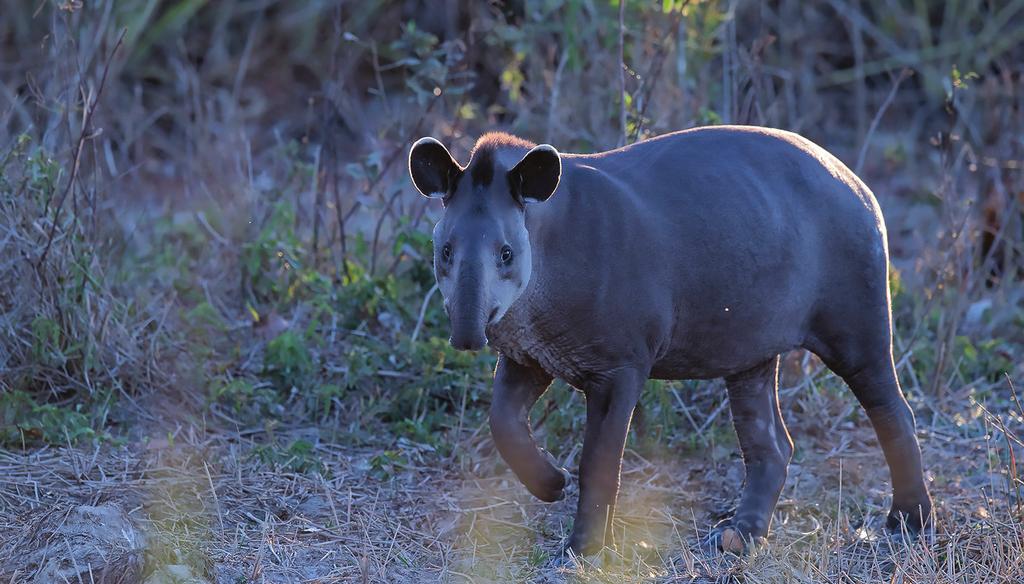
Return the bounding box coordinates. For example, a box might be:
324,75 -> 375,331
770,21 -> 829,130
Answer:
1,0 -> 1022,582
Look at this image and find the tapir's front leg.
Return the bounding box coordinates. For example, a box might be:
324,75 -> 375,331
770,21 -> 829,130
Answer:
490,355 -> 570,502
565,367 -> 645,556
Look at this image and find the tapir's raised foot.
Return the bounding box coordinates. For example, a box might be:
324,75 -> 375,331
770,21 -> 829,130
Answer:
489,355 -> 572,502
529,456 -> 571,503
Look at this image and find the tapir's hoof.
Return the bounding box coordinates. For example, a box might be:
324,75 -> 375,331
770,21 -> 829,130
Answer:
885,503 -> 932,536
559,520 -> 614,559
884,513 -> 935,547
530,466 -> 571,503
714,527 -> 747,554
707,520 -> 766,555
559,535 -> 603,559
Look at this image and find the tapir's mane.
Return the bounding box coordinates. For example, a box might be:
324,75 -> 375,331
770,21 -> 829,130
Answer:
467,132 -> 536,187
471,132 -> 536,154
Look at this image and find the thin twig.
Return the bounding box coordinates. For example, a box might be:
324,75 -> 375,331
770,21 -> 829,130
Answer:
37,29 -> 125,269
368,188 -> 404,278
410,283 -> 439,344
203,461 -> 225,532
1007,374 -> 1024,423
855,68 -> 912,175
342,96 -> 439,227
546,47 -> 568,144
617,0 -> 627,146
310,144 -> 324,266
632,7 -> 686,141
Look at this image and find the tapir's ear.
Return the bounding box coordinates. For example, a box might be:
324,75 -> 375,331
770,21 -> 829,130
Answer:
508,144 -> 561,204
409,137 -> 462,199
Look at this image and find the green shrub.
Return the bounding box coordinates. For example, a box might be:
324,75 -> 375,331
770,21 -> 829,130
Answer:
264,330 -> 314,389
0,391 -> 102,447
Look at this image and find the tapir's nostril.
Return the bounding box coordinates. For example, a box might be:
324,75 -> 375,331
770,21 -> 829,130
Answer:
449,334 -> 486,351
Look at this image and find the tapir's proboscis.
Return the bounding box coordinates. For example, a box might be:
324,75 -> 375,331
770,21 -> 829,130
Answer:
408,126 -> 932,557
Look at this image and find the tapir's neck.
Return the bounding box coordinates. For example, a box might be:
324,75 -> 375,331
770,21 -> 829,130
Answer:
485,270 -> 544,354
485,280 -> 586,383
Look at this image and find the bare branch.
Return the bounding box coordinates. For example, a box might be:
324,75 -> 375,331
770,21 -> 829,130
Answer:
855,68 -> 912,176
37,28 -> 125,270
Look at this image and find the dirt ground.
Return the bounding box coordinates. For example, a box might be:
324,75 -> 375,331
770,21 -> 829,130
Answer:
2,369 -> 1022,584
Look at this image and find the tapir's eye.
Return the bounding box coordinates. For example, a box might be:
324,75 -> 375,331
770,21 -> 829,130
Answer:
500,245 -> 513,265
441,243 -> 452,262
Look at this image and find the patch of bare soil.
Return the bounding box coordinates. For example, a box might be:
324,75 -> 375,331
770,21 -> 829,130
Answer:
1,503 -> 145,583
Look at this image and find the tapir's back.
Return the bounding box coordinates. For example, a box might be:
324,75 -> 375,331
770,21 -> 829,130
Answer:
573,126 -> 882,245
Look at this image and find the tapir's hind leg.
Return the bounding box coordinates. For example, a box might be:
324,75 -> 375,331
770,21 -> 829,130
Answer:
804,278 -> 933,534
837,357 -> 932,532
711,356 -> 793,553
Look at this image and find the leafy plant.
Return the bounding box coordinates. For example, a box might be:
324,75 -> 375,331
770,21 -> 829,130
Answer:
253,438 -> 325,474
241,201 -> 305,305
0,391 -> 102,447
264,330 -> 314,390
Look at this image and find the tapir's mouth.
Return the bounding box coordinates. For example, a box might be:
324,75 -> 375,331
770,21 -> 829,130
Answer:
449,333 -> 487,351
488,306 -> 499,324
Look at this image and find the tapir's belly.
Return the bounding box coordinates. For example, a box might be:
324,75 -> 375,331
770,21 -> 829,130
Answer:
649,329 -> 803,380
646,298 -> 807,380
646,229 -> 821,379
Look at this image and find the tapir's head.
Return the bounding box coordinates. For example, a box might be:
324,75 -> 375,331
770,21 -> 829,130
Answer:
408,133 -> 561,350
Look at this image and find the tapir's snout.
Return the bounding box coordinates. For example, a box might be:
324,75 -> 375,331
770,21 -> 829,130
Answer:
446,300 -> 491,351
447,303 -> 497,351
448,308 -> 499,351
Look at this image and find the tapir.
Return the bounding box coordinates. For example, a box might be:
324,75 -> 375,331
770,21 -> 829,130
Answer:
407,126 -> 932,556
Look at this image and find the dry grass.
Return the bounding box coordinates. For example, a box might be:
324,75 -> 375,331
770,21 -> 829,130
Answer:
2,369 -> 1023,582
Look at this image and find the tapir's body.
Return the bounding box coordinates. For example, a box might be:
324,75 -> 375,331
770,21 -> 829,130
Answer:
487,126 -> 881,385
408,125 -> 932,557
